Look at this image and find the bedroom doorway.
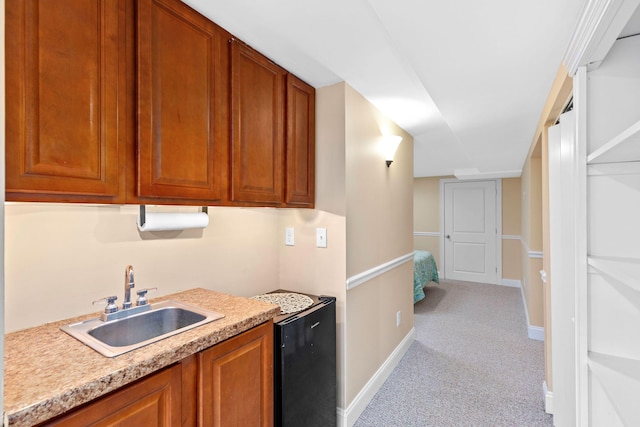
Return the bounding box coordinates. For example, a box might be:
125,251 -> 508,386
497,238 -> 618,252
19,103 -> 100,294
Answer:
440,179 -> 501,284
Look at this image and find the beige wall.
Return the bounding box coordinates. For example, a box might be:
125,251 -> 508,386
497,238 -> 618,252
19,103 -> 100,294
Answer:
413,176 -> 522,280
520,154 -> 544,327
277,210 -> 346,298
4,204 -> 286,332
345,263 -> 413,402
277,209 -> 347,402
344,84 -> 413,276
502,178 -> 521,235
316,83 -> 346,217
315,83 -> 414,408
502,178 -> 522,281
413,177 -> 442,265
341,84 -> 414,407
413,177 -> 440,232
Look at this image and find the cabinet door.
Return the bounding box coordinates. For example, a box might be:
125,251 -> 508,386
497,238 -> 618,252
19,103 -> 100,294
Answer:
285,75 -> 315,207
231,40 -> 285,205
199,322 -> 274,427
42,364 -> 182,426
5,0 -> 126,202
137,0 -> 229,202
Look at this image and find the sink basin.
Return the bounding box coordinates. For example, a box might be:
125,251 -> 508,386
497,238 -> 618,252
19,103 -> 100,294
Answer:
61,300 -> 224,357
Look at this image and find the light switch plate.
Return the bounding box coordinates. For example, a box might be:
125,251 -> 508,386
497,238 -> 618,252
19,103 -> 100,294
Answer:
316,227 -> 327,248
285,227 -> 295,246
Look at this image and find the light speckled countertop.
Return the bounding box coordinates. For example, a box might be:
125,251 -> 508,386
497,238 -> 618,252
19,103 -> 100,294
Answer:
4,288 -> 280,427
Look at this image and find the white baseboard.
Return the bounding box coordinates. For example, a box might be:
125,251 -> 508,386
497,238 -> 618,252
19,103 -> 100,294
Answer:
519,282 -> 544,341
338,327 -> 416,427
501,279 -> 522,288
528,325 -> 544,341
543,381 -> 554,414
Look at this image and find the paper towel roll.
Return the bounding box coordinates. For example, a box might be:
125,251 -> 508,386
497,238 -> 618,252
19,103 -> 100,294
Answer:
137,212 -> 209,232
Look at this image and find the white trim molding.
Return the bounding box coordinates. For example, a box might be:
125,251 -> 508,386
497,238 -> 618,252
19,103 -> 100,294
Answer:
413,231 -> 440,237
453,168 -> 521,180
540,270 -> 548,284
543,381 -> 554,414
501,279 -> 522,288
521,239 -> 544,259
345,252 -> 414,290
528,326 -> 545,341
563,0 -> 640,76
501,234 -> 521,240
501,234 -> 544,260
528,251 -> 543,259
519,279 -> 545,341
339,328 -> 416,427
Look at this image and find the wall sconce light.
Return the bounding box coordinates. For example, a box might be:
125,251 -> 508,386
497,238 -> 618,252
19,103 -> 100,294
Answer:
382,135 -> 403,167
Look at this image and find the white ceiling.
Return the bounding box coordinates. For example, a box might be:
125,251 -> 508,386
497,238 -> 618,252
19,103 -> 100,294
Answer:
182,0 -> 588,177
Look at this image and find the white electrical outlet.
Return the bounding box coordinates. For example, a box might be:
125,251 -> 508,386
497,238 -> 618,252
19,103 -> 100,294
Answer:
285,227 -> 295,246
316,228 -> 327,248
396,310 -> 401,327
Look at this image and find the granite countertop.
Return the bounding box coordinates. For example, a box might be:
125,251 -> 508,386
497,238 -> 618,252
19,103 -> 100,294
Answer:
4,288 -> 280,427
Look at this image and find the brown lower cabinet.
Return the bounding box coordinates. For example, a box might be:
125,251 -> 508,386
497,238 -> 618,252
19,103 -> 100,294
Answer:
199,321 -> 274,426
41,364 -> 182,426
39,322 -> 273,427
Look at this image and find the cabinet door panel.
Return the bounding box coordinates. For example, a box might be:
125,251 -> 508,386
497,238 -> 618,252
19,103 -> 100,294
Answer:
6,0 -> 125,201
285,75 -> 315,207
199,322 -> 274,427
231,41 -> 285,204
43,364 -> 182,426
137,0 -> 229,201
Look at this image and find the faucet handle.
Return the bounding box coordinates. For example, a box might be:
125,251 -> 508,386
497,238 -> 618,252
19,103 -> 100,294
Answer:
136,288 -> 157,306
93,296 -> 119,314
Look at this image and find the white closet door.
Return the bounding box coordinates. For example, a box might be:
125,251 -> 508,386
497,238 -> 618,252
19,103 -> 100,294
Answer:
548,110 -> 578,427
443,180 -> 497,284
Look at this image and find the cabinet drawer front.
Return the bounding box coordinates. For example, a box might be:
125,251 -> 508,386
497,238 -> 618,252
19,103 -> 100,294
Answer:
137,0 -> 229,202
6,0 -> 125,201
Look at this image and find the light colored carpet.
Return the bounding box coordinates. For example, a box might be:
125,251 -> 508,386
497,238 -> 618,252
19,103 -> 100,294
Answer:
354,279 -> 553,427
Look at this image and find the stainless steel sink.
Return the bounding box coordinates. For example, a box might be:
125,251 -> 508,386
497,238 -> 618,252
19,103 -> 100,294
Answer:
61,300 -> 224,357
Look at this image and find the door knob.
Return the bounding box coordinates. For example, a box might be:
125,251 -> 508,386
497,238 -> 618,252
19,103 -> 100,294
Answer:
446,234 -> 451,240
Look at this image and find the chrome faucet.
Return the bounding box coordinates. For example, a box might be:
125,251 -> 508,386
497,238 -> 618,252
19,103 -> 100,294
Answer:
123,265 -> 135,309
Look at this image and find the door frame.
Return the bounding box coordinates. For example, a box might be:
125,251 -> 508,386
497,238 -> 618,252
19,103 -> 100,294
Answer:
439,178 -> 502,285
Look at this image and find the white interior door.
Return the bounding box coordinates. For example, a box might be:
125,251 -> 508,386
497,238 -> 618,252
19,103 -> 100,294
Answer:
548,110 -> 577,427
443,180 -> 498,284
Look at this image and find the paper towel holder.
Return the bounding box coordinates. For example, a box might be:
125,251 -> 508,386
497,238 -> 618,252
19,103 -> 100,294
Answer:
138,205 -> 208,229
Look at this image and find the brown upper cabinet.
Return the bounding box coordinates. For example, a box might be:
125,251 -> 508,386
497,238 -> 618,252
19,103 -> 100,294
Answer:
5,0 -> 315,208
230,40 -> 286,206
285,75 -> 315,208
136,0 -> 229,204
5,0 -> 127,203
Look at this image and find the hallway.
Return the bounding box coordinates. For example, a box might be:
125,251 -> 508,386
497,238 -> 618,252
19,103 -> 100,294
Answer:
354,279 -> 551,426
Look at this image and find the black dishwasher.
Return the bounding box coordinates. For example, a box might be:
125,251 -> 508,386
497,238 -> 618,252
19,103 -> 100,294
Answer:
272,293 -> 337,427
